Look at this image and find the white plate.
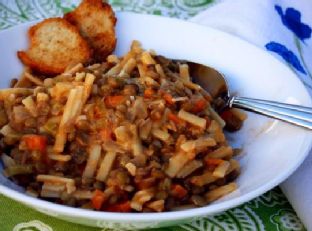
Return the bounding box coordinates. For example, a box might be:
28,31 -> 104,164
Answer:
0,12 -> 312,230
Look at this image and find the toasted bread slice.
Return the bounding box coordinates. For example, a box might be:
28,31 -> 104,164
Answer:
64,0 -> 117,61
18,18 -> 91,75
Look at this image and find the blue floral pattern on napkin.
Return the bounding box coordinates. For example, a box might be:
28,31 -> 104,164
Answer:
265,42 -> 306,74
275,5 -> 311,41
265,5 -> 311,80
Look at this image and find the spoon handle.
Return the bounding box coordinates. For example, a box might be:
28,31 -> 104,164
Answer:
230,96 -> 312,129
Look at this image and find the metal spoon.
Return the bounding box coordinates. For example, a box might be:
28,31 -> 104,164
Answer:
187,62 -> 312,130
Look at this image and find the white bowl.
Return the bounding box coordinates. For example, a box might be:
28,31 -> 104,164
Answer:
0,12 -> 312,230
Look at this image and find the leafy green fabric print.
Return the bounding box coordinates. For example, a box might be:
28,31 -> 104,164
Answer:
179,207 -> 265,231
15,0 -> 42,19
271,209 -> 305,231
0,2 -> 28,29
54,0 -> 78,14
247,187 -> 288,209
36,0 -> 62,17
179,0 -> 214,8
12,220 -> 53,231
0,0 -> 217,29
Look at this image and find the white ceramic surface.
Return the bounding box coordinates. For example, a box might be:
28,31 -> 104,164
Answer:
0,12 -> 312,229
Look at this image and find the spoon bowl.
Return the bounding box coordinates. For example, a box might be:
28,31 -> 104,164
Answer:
186,61 -> 312,130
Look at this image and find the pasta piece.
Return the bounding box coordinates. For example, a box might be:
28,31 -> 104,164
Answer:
119,51 -> 135,67
208,120 -> 226,143
125,162 -> 136,176
212,160 -> 230,178
83,144 -> 102,179
102,140 -> 126,153
191,172 -> 219,187
141,51 -> 156,65
152,128 -> 170,142
69,86 -> 84,120
36,175 -> 75,184
182,80 -> 201,91
96,151 -> 116,182
50,82 -> 73,101
146,200 -> 165,212
130,189 -> 154,211
66,182 -> 77,194
205,146 -> 233,159
105,63 -> 122,76
24,72 -> 43,86
82,73 -> 95,103
166,152 -> 189,177
207,107 -> 226,128
129,124 -> 143,156
205,182 -> 237,203
107,54 -> 119,63
37,174 -> 76,194
64,63 -> 84,75
54,88 -> 77,152
22,96 -> 37,117
130,40 -> 142,54
137,63 -> 147,78
119,58 -> 136,77
75,72 -> 86,81
178,109 -> 206,129
176,160 -> 203,178
172,96 -> 188,102
226,159 -> 240,174
180,137 -> 216,153
42,182 -> 66,192
155,64 -> 165,78
54,85 -> 85,152
179,64 -> 190,81
48,154 -> 71,162
36,92 -> 49,102
138,118 -> 152,140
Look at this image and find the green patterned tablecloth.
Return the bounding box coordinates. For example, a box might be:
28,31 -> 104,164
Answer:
0,1 -> 306,231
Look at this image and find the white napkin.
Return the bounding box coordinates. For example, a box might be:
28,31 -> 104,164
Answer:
190,0 -> 312,229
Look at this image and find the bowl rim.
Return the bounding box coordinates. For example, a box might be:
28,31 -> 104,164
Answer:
1,11 -> 312,222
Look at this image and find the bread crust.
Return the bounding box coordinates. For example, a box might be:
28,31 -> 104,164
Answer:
64,0 -> 117,61
17,18 -> 91,75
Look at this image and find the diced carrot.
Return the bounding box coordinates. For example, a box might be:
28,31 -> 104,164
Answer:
106,201 -> 131,212
163,93 -> 174,105
104,95 -> 126,108
94,106 -> 103,119
144,88 -> 155,98
192,98 -> 207,113
168,113 -> 184,124
91,189 -> 106,210
99,128 -> 113,141
22,135 -> 47,153
205,158 -> 224,167
171,184 -> 188,199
